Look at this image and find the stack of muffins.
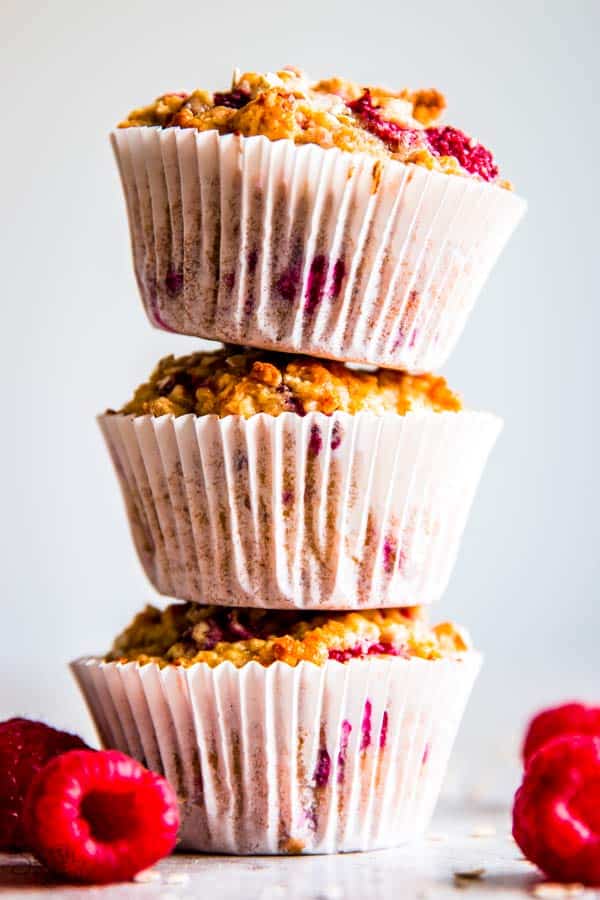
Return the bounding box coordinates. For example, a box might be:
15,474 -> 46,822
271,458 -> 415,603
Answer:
72,68 -> 525,854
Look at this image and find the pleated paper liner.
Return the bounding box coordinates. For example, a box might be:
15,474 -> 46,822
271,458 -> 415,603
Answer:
112,128 -> 525,373
72,652 -> 480,854
99,409 -> 501,610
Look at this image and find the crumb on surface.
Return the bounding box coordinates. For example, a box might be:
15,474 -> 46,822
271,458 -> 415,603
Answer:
454,868 -> 486,889
532,884 -> 586,898
281,837 -> 306,854
469,824 -> 497,838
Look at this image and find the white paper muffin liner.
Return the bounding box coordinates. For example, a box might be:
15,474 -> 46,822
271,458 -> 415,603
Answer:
112,127 -> 525,372
99,409 -> 501,609
72,652 -> 480,854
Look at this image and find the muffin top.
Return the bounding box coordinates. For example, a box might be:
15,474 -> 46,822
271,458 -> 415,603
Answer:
118,67 -> 507,186
108,603 -> 472,669
112,347 -> 461,419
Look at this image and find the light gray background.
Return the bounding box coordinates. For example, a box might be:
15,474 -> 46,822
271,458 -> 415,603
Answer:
2,0 -> 598,800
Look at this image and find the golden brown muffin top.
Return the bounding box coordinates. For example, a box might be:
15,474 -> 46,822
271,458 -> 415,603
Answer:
111,347 -> 461,419
118,68 -> 507,185
107,603 -> 472,669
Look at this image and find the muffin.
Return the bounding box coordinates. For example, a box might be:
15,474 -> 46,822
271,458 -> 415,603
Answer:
72,603 -> 481,853
99,347 -> 502,609
112,67 -> 525,372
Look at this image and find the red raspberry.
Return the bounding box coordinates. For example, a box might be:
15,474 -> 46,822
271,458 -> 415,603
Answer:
347,90 -> 422,152
523,703 -> 600,764
213,88 -> 251,109
23,749 -> 179,884
426,126 -> 498,182
513,735 -> 600,885
0,718 -> 88,850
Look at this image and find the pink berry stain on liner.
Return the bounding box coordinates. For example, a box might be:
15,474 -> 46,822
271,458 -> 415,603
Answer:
304,255 -> 346,314
275,255 -> 345,309
383,536 -> 408,575
382,536 -> 397,574
313,749 -> 331,788
313,719 -> 354,788
276,259 -> 302,301
379,711 -> 389,749
360,700 -> 372,752
165,269 -> 183,297
337,721 -> 353,784
222,271 -> 235,291
149,298 -> 176,333
308,424 -> 323,456
330,421 -> 343,450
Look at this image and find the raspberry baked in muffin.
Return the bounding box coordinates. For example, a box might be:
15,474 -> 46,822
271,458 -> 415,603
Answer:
112,67 -> 525,371
73,602 -> 480,853
99,347 -> 501,609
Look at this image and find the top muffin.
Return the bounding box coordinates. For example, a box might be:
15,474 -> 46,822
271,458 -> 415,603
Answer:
119,67 -> 506,185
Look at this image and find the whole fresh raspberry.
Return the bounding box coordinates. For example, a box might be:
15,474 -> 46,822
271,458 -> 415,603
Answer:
513,734 -> 600,885
426,126 -> 498,182
0,718 -> 89,850
23,750 -> 179,884
523,703 -> 600,764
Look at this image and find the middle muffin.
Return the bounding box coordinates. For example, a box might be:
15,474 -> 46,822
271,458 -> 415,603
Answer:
100,347 -> 501,609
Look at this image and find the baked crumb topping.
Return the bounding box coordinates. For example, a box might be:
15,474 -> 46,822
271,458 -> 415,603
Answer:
110,347 -> 461,419
107,603 -> 472,668
118,68 -> 508,186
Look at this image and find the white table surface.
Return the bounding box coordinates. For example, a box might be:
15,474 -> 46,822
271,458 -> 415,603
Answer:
1,803 -> 596,900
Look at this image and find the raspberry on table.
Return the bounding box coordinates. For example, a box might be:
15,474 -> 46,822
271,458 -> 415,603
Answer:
23,749 -> 179,884
513,734 -> 600,886
523,703 -> 600,764
0,717 -> 89,851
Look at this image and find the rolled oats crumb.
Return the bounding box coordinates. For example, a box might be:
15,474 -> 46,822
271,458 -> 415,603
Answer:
113,347 -> 461,420
107,603 -> 473,669
453,868 -> 485,888
118,68 -> 507,185
469,824 -> 497,838
250,360 -> 282,388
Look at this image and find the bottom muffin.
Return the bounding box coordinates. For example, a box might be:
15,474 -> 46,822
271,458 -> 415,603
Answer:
72,604 -> 480,854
